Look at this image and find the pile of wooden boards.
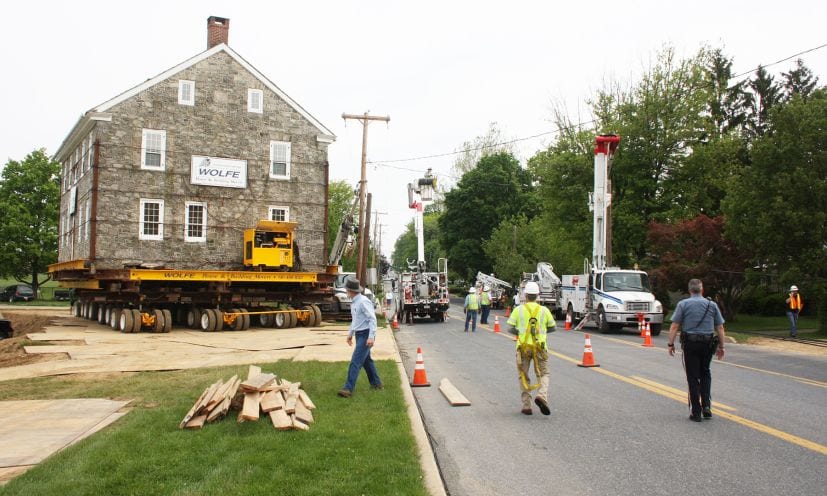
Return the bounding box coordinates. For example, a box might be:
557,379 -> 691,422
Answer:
179,365 -> 316,431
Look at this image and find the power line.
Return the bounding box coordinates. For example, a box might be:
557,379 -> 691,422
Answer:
730,41 -> 827,80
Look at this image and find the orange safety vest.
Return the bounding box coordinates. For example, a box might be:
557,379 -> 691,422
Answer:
788,293 -> 803,311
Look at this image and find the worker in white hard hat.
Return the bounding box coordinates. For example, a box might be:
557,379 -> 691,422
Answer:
464,286 -> 480,333
786,285 -> 803,337
480,285 -> 492,324
507,281 -> 555,415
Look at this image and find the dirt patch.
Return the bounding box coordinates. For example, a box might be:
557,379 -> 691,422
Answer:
746,337 -> 827,356
0,311 -> 70,368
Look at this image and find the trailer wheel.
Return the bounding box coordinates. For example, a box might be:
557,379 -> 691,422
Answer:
257,310 -> 272,328
200,309 -> 217,332
285,309 -> 297,328
72,301 -> 81,317
131,309 -> 143,333
187,308 -> 201,329
311,304 -> 322,327
216,310 -> 226,331
162,309 -> 173,333
97,305 -> 106,324
239,308 -> 250,330
152,309 -> 165,333
273,312 -> 286,329
110,308 -> 121,330
119,310 -> 133,333
103,305 -> 113,326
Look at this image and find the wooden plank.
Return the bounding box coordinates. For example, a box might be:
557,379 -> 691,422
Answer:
298,389 -> 316,410
206,375 -> 237,410
196,381 -> 222,413
239,391 -> 261,421
239,373 -> 276,393
439,378 -> 471,406
260,390 -> 282,413
294,400 -> 314,425
179,386 -> 211,429
185,414 -> 208,430
284,382 -> 300,414
291,413 -> 310,431
269,408 -> 292,430
247,365 -> 262,379
206,397 -> 230,423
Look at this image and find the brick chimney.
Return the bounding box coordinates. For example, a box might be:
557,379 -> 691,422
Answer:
207,16 -> 229,49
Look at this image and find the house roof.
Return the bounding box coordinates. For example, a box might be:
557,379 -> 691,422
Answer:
55,43 -> 335,162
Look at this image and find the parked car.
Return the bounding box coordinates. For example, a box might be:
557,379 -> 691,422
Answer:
1,284 -> 34,303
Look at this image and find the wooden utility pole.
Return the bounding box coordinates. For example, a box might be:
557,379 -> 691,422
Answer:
362,193 -> 372,284
342,112 -> 390,284
372,211 -> 387,286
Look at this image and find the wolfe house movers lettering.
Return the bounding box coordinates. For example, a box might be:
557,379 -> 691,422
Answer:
191,156 -> 248,188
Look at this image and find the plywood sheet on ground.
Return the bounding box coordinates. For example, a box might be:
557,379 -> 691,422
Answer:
0,316 -> 395,381
0,399 -> 129,469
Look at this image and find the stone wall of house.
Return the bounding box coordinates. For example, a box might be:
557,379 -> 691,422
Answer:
82,50 -> 329,271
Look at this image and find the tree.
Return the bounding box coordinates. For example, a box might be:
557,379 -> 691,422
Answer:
724,89 -> 827,291
746,65 -> 782,137
439,152 -> 536,279
0,149 -> 61,298
782,58 -> 819,101
452,122 -> 516,176
326,180 -> 358,271
705,48 -> 751,136
646,215 -> 752,319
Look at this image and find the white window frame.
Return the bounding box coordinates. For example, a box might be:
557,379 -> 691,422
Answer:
81,139 -> 88,173
269,141 -> 291,179
184,201 -> 207,242
139,199 -> 164,241
248,89 -> 263,113
178,80 -> 195,106
268,206 -> 290,222
141,129 -> 167,171
87,133 -> 95,169
84,199 -> 91,241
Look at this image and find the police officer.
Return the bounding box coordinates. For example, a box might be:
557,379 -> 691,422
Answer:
667,279 -> 726,421
507,281 -> 555,416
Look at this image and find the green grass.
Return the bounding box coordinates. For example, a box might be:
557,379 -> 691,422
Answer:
0,361 -> 426,496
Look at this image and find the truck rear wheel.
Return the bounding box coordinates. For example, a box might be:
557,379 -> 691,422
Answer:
286,310 -> 297,328
152,309 -> 164,333
110,308 -> 121,330
311,304 -> 322,327
187,308 -> 201,329
162,309 -> 173,333
214,310 -> 224,331
118,310 -> 133,333
131,309 -> 143,333
200,309 -> 217,332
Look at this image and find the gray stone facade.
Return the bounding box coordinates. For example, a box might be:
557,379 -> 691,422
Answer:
56,47 -> 333,272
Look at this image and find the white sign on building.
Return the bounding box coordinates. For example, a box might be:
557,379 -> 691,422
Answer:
191,156 -> 247,188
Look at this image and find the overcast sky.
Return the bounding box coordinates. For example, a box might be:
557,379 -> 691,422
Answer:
2,1 -> 825,260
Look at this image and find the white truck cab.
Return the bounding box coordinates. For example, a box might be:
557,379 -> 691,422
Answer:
560,268 -> 663,334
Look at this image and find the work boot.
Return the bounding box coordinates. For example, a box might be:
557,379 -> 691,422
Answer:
702,407 -> 712,419
521,408 -> 533,415
370,384 -> 384,390
534,397 -> 550,416
337,389 -> 352,398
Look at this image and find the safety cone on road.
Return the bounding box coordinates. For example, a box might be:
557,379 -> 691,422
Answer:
642,322 -> 654,347
505,306 -> 511,318
577,334 -> 600,367
392,314 -> 400,330
493,315 -> 501,333
411,347 -> 431,387
639,319 -> 645,337
564,313 -> 572,330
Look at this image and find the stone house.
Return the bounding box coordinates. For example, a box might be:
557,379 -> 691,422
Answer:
54,16 -> 335,272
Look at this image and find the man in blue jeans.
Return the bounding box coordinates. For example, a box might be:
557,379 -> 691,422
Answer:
338,277 -> 382,397
464,286 -> 480,332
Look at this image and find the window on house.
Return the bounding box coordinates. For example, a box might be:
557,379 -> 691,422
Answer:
85,199 -> 91,241
269,141 -> 291,179
179,80 -> 195,106
87,133 -> 95,169
248,89 -> 263,113
141,129 -> 166,170
139,199 -> 164,240
185,202 -> 207,242
82,139 -> 88,173
268,206 -> 290,222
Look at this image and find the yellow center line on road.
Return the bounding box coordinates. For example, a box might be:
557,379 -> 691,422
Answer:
718,360 -> 827,389
547,349 -> 827,456
630,375 -> 737,411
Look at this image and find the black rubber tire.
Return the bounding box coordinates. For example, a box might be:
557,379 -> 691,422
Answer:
187,308 -> 201,329
311,305 -> 322,327
200,309 -> 217,332
152,309 -> 164,333
239,308 -> 250,330
650,323 -> 662,336
97,305 -> 106,324
162,309 -> 173,333
110,308 -> 121,330
257,310 -> 272,328
597,307 -> 610,333
72,301 -> 82,317
300,305 -> 313,327
215,310 -> 225,331
274,312 -> 287,329
119,310 -> 134,333
285,310 -> 297,328
131,309 -> 143,333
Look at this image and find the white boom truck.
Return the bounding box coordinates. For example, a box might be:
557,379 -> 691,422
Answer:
397,169 -> 450,323
518,262 -> 562,315
558,135 -> 664,334
475,272 -> 511,309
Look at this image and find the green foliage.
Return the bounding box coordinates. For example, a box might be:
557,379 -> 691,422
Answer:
439,152 -> 537,279
326,180 -> 359,271
451,122 -> 515,176
0,149 -> 60,297
739,285 -> 788,317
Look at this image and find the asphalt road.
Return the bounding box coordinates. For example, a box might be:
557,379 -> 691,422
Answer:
394,302 -> 827,496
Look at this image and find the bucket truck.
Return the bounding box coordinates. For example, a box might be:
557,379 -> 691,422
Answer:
518,262 -> 562,315
397,169 -> 450,323
475,272 -> 512,309
558,135 -> 664,334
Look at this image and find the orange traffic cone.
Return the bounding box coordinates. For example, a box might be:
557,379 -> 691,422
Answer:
564,313 -> 572,330
577,333 -> 600,367
639,318 -> 646,337
642,322 -> 654,347
493,315 -> 501,333
411,347 -> 431,387
505,306 -> 511,318
392,314 -> 400,330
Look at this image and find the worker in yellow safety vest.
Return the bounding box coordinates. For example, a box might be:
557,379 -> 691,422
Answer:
507,281 -> 555,415
480,285 -> 492,324
464,286 -> 480,333
786,285 -> 804,337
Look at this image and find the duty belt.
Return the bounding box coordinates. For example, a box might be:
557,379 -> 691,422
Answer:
684,333 -> 713,342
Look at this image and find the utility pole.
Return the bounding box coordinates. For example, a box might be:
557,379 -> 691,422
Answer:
362,193 -> 372,284
372,212 -> 388,285
342,111 -> 390,285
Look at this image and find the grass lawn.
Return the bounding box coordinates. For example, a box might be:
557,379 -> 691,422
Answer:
0,360 -> 426,496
